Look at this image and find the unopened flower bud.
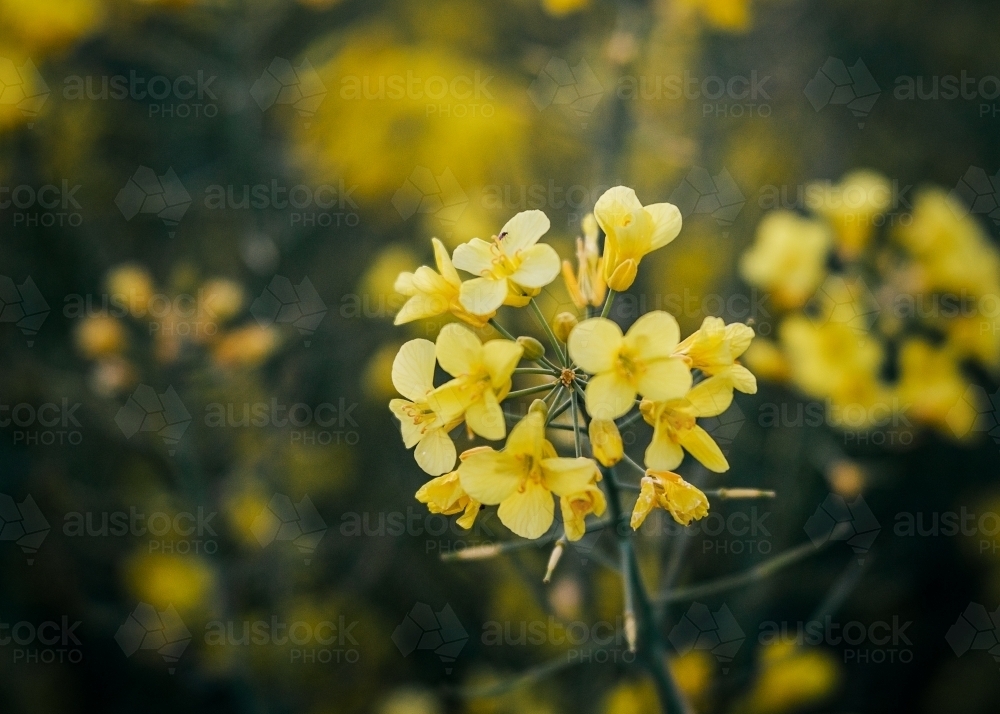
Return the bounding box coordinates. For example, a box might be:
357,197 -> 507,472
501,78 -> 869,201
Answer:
529,399 -> 549,417
552,312 -> 578,342
589,419 -> 623,466
517,335 -> 546,361
607,258 -> 638,291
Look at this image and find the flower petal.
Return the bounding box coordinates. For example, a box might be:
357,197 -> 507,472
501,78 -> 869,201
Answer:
645,202 -> 683,250
625,311 -> 681,360
645,423 -> 684,472
635,357 -> 692,402
509,243 -> 561,289
392,339 -> 437,401
466,388 -> 506,441
436,323 -> 483,377
452,238 -> 495,276
389,398 -> 424,448
505,411 -> 545,460
594,186 -> 644,235
426,378 -> 472,424
678,425 -> 729,473
499,209 -> 550,255
541,457 -> 600,496
459,449 -> 523,504
432,237 -> 461,285
630,477 -> 659,530
498,480 -> 555,539
483,339 -> 524,388
586,371 -> 636,420
459,277 -> 508,316
685,376 -> 734,417
567,318 -> 623,374
415,427 -> 457,475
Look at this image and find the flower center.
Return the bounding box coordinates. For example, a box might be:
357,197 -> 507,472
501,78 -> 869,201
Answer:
615,347 -> 642,381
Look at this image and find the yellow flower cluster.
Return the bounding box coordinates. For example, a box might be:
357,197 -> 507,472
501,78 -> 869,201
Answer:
390,186 -> 757,540
740,171 -> 1000,439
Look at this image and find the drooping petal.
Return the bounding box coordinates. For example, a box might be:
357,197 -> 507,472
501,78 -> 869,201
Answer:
459,450 -> 523,504
560,485 -> 606,541
567,318 -> 623,374
498,209 -> 550,255
660,474 -> 710,525
509,243 -> 561,289
723,364 -> 758,394
415,471 -> 465,514
456,500 -> 481,529
394,295 -> 442,325
432,237 -> 461,286
644,203 -> 683,250
635,357 -> 692,402
415,427 -> 457,475
644,422 -> 684,472
625,310 -> 681,360
630,477 -> 659,530
678,425 -> 730,473
483,339 -> 524,388
466,388 -> 506,441
452,238 -> 495,276
541,457 -> 600,496
392,339 -> 437,401
497,480 -> 555,539
459,277 -> 508,316
435,323 -> 483,378
586,371 -> 637,420
389,398 -> 425,448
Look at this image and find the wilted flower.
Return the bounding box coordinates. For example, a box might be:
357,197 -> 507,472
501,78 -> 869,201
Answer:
415,471 -> 481,529
631,470 -> 709,528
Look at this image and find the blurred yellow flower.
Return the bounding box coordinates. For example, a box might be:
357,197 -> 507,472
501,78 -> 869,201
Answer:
212,325 -> 279,368
594,187 -> 682,291
389,338 -> 461,475
568,312 -> 692,419
106,263 -> 155,316
453,210 -> 561,315
75,314 -> 126,358
395,237 -> 492,327
126,552 -> 214,614
458,410 -> 600,539
681,0 -> 751,31
670,649 -> 714,703
426,323 -> 523,440
631,470 -> 709,528
200,278 -> 245,324
415,471 -> 481,529
740,211 -> 831,310
541,0 -> 590,17
640,377 -> 732,473
0,0 -> 103,55
810,170 -> 891,260
895,338 -> 972,436
741,338 -> 792,382
744,641 -> 839,713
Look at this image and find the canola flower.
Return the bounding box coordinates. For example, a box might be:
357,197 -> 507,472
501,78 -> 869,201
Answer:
388,193 -> 758,714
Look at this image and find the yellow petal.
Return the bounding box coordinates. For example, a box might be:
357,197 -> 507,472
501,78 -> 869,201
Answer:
660,474 -> 710,525
394,271 -> 416,295
541,457 -> 600,496
499,209 -> 550,255
560,485 -> 606,542
505,411 -> 545,460
678,425 -> 729,473
415,471 -> 464,514
567,317 -> 623,374
389,398 -> 424,448
498,480 -> 555,539
395,294 -> 443,325
606,258 -> 637,291
645,422 -> 684,472
426,378 -> 472,424
459,449 -> 523,504
459,276 -> 508,315
725,322 -> 755,357
724,364 -> 758,394
452,238 -> 495,276
456,500 -> 481,529
635,358 -> 692,403
625,310 -> 681,360
645,202 -> 683,250
432,237 -> 461,285
594,186 -> 644,234
509,243 -> 561,289
630,477 -> 659,530
589,419 -> 623,466
392,339 -> 437,401
435,323 -> 483,377
685,376 -> 734,417
466,388 -> 506,441
483,339 -> 524,388
415,427 -> 457,475
586,371 -> 636,420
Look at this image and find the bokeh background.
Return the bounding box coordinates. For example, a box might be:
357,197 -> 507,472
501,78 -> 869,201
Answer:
2,0 -> 1000,712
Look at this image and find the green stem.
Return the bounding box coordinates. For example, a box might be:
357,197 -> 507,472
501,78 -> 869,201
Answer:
515,367 -> 560,376
529,299 -> 566,366
506,383 -> 558,400
616,408 -> 645,430
546,395 -> 574,425
600,289 -> 618,319
570,389 -> 582,457
489,317 -> 516,340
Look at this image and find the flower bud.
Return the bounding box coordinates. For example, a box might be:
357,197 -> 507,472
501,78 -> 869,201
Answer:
517,335 -> 546,361
551,312 -> 578,342
588,419 -> 623,466
529,399 -> 549,417
607,258 -> 638,291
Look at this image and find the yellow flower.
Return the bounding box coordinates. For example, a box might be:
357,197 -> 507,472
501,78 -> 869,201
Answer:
630,470 -> 709,528
568,311 -> 692,419
744,641 -> 839,714
674,316 -> 757,394
426,323 -> 523,441
453,210 -> 561,315
395,237 -> 493,328
589,418 -> 623,467
809,170 -> 891,260
562,214 -> 607,309
740,211 -> 831,309
895,338 -> 971,435
389,338 -> 461,475
458,411 -> 601,539
640,378 -> 733,473
560,483 -> 607,541
415,471 -> 481,529
594,187 -> 682,291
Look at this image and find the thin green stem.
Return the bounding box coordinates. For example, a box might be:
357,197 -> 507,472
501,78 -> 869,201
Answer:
600,289 -> 617,319
515,367 -> 560,376
529,299 -> 566,366
547,395 -> 574,425
616,409 -> 645,430
570,389 -> 582,457
506,382 -> 558,400
489,318 -> 516,341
